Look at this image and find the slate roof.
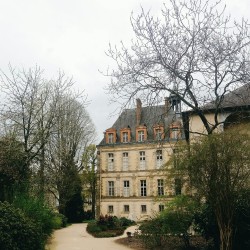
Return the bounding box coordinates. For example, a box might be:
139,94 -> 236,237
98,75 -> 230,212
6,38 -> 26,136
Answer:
204,83 -> 250,110
99,105 -> 179,145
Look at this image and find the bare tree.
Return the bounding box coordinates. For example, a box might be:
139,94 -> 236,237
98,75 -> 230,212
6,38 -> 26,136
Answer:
106,0 -> 250,134
46,94 -> 95,216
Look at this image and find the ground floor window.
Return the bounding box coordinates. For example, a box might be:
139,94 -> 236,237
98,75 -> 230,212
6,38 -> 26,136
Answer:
141,205 -> 147,213
124,205 -> 129,213
159,205 -> 164,212
108,205 -> 114,213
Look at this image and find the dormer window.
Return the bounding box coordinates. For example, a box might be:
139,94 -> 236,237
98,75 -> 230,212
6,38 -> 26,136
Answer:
153,124 -> 164,140
123,132 -> 128,142
120,127 -> 131,143
136,125 -> 147,142
155,129 -> 162,140
108,133 -> 114,143
138,131 -> 144,142
169,122 -> 182,140
105,128 -> 117,144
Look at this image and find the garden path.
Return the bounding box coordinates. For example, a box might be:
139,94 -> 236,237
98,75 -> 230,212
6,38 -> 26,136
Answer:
46,223 -> 139,250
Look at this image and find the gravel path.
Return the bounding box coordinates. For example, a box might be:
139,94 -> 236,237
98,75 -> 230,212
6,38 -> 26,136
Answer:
46,223 -> 138,250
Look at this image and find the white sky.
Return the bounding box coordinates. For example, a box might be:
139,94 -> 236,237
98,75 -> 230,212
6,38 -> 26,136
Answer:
0,0 -> 249,142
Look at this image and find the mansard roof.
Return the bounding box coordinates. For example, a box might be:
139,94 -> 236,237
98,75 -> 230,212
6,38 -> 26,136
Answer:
99,104 -> 179,145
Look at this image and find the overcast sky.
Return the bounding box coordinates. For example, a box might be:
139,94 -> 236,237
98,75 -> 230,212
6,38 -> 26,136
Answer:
0,0 -> 249,142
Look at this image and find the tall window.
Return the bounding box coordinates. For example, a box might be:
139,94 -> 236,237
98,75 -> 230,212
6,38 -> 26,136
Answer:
138,130 -> 145,142
108,133 -> 114,143
122,132 -> 128,143
108,205 -> 114,213
175,179 -> 182,195
156,150 -> 163,168
139,151 -> 146,170
157,179 -> 164,196
156,129 -> 162,140
108,181 -> 115,196
108,153 -> 114,171
140,180 -> 147,196
123,180 -> 130,197
173,148 -> 179,168
122,152 -> 128,171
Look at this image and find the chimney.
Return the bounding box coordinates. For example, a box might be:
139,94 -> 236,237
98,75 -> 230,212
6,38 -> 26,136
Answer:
136,98 -> 142,126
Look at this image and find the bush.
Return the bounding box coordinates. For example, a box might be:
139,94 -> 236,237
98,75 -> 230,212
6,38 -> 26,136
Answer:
13,194 -> 55,240
119,217 -> 136,227
51,213 -> 68,229
0,201 -> 42,250
97,215 -> 119,229
87,215 -> 136,238
87,221 -> 102,233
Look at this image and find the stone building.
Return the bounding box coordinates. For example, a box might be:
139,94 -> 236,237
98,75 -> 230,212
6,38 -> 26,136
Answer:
97,95 -> 186,221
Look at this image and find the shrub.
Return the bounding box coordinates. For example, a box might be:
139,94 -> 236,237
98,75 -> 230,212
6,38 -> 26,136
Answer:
87,221 -> 102,233
52,213 -> 68,229
97,215 -> 119,229
119,217 -> 136,227
13,194 -> 55,240
0,201 -> 42,250
87,216 -> 136,238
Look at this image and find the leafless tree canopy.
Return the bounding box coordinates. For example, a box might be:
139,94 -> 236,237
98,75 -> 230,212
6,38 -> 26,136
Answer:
106,0 -> 250,133
0,65 -> 96,203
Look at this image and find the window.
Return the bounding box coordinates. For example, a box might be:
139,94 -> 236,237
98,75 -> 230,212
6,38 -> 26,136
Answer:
173,148 -> 179,168
175,179 -> 182,195
140,180 -> 147,196
124,205 -> 129,213
157,179 -> 164,196
159,205 -> 164,212
171,127 -> 180,139
108,181 -> 115,196
122,132 -> 128,143
108,205 -> 114,213
123,180 -> 130,197
156,129 -> 162,140
108,133 -> 114,143
139,151 -> 146,170
141,205 -> 147,213
138,130 -> 145,142
122,152 -> 128,171
156,150 -> 163,168
108,153 -> 114,171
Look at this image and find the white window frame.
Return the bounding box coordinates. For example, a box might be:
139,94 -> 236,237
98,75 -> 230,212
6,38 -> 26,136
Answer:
108,153 -> 114,171
122,152 -> 129,171
108,181 -> 115,196
157,179 -> 164,196
108,133 -> 114,143
122,132 -> 128,142
171,128 -> 180,139
139,151 -> 146,170
156,129 -> 162,140
123,180 -> 130,197
140,180 -> 147,196
138,130 -> 145,142
156,150 -> 163,168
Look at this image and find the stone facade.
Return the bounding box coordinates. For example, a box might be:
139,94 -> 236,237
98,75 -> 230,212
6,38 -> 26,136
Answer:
97,96 -> 185,221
